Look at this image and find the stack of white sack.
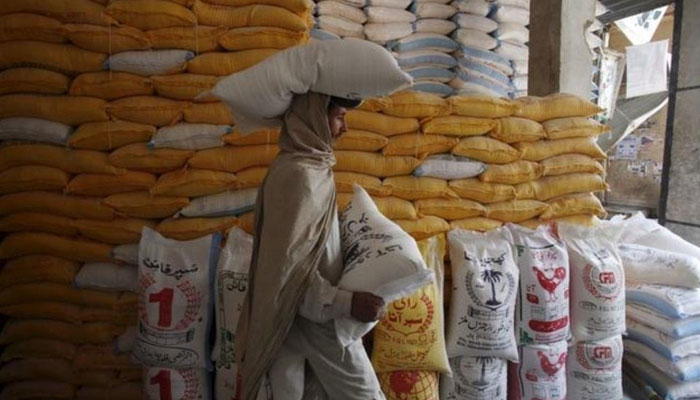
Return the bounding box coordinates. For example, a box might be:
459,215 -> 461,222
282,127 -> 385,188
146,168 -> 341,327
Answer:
448,0 -> 515,98
314,0 -> 367,40
363,0 -> 415,45
489,0 -> 530,97
604,213 -> 700,399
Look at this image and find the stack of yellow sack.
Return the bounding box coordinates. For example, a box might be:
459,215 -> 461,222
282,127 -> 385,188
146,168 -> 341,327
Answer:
0,0 -> 310,397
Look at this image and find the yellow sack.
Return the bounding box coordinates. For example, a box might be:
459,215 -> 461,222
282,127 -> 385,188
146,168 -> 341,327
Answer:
238,211 -> 255,235
515,173 -> 609,201
148,26 -> 226,53
448,178 -> 516,204
540,193 -> 606,220
485,199 -> 549,222
518,218 -> 546,230
66,171 -> 156,197
0,213 -> 77,237
0,67 -> 70,95
448,95 -> 517,118
0,166 -> 70,195
69,72 -> 153,100
357,97 -> 391,113
452,136 -> 521,164
0,191 -> 114,220
0,319 -> 120,345
156,216 -> 238,241
0,303 -> 134,325
193,1 -> 310,31
0,283 -> 126,309
479,160 -> 544,185
187,49 -> 280,76
334,151 -> 420,177
237,167 -> 268,188
0,380 -> 76,399
76,383 -> 142,400
414,198 -> 486,220
106,96 -> 189,127
188,145 -> 280,172
382,133 -> 459,158
543,116 -> 610,139
0,94 -> 108,125
102,191 -> 189,219
450,217 -> 503,231
0,256 -> 81,289
74,218 -> 156,245
0,232 -> 113,262
550,214 -> 599,227
337,193 -> 418,219
0,0 -> 116,25
0,13 -> 65,43
0,41 -> 106,75
421,115 -> 496,136
151,168 -> 238,197
73,344 -> 136,369
540,154 -> 604,176
345,110 -> 419,136
0,339 -> 78,362
490,117 -> 546,143
64,24 -> 150,53
513,93 -> 604,122
109,143 -> 194,174
0,144 -> 123,175
219,27 -> 308,50
378,371 -> 438,400
106,0 -> 196,30
223,129 -> 279,146
151,74 -> 219,101
515,137 -> 607,162
382,176 -> 457,200
382,91 -> 451,118
333,130 -> 388,152
69,121 -> 155,151
372,235 -> 449,371
201,0 -> 312,13
184,102 -> 235,125
334,172 -> 389,196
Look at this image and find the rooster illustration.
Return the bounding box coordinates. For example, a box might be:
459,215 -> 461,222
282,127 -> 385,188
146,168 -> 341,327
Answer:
532,266 -> 566,301
537,351 -> 567,377
390,371 -> 420,398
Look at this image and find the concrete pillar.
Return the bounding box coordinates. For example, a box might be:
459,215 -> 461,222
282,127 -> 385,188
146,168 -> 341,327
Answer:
528,0 -> 596,98
660,0 -> 700,245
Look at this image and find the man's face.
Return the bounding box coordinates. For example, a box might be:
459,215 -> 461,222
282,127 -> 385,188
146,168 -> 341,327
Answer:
328,106 -> 348,140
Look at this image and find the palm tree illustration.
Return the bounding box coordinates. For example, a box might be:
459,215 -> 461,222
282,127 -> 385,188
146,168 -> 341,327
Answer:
473,357 -> 493,387
481,269 -> 503,306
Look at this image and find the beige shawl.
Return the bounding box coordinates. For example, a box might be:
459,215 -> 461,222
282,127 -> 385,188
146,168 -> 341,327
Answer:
236,92 -> 338,400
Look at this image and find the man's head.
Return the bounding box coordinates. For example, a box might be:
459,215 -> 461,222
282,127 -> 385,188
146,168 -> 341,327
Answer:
328,97 -> 362,139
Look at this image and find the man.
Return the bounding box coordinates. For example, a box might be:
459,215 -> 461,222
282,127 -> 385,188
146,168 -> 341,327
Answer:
236,92 -> 387,400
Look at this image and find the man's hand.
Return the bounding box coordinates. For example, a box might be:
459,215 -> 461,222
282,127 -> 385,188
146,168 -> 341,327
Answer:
351,292 -> 386,323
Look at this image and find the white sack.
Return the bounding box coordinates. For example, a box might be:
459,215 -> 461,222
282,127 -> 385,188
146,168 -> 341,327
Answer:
491,5 -> 530,25
447,228 -> 519,361
412,154 -> 485,179
105,50 -> 194,76
566,335 -> 623,400
627,302 -> 700,339
335,185 -> 434,347
414,18 -> 457,35
451,0 -> 491,16
512,74 -> 528,91
406,66 -> 456,83
626,318 -> 700,361
133,228 -> 220,369
459,59 -> 512,90
180,188 -> 258,218
619,243 -> 700,288
310,28 -> 342,41
364,22 -> 414,43
112,244 -> 139,265
365,6 -> 416,23
336,0 -> 366,7
511,341 -> 568,400
316,1 -> 367,24
624,338 -> 700,382
117,326 -> 137,353
206,39 -> 411,133
513,59 -> 528,74
508,224 -> 570,345
317,15 -> 365,38
410,3 -> 457,19
75,262 -> 138,292
212,228 -> 253,400
560,224 -> 626,342
144,367 -> 211,400
457,46 -> 514,75
366,0 -> 412,8
493,22 -> 529,43
150,123 -> 231,150
411,82 -> 455,97
498,0 -> 530,9
397,50 -> 458,69
387,33 -> 459,53
627,283 -> 700,319
452,13 -> 498,33
450,74 -> 510,98
494,40 -> 529,61
452,29 -> 498,50
440,356 -> 507,400
0,117 -> 72,145
625,353 -> 700,400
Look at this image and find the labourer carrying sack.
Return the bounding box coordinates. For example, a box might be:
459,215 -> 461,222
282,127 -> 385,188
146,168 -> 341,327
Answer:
235,93 -> 387,400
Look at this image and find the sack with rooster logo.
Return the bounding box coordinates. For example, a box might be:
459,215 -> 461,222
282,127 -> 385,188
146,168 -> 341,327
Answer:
446,228 -> 519,361
379,371 -> 439,400
566,335 -> 623,400
508,341 -> 568,400
143,367 -> 211,400
133,228 -> 221,370
440,356 -> 507,400
560,224 -> 625,342
507,224 -> 570,345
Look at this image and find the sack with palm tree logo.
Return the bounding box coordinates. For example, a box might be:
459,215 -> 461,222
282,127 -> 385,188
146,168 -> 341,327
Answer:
440,356 -> 507,400
446,228 -> 519,361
